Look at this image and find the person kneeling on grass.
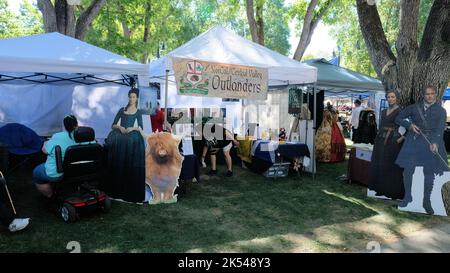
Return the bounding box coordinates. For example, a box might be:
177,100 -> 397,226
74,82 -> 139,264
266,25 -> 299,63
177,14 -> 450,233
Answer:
205,124 -> 239,177
33,115 -> 79,199
0,188 -> 29,232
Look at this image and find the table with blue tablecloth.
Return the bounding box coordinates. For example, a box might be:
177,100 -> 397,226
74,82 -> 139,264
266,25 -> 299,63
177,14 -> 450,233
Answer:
175,154 -> 201,196
179,154 -> 200,182
238,140 -> 310,174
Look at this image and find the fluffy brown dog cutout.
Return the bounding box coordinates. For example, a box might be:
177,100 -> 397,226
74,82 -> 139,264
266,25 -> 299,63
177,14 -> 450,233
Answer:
145,132 -> 183,204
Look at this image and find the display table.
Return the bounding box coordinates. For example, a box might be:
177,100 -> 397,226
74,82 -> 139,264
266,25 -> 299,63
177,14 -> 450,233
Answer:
174,154 -> 200,197
238,139 -> 310,175
347,146 -> 372,186
179,154 -> 200,182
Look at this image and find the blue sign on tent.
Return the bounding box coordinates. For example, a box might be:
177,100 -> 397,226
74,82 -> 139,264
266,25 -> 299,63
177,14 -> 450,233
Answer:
329,56 -> 339,66
443,87 -> 450,100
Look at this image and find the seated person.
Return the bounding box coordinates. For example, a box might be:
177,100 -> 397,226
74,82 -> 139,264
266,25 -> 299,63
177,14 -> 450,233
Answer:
205,124 -> 239,177
32,115 -> 80,198
200,142 -> 209,168
0,186 -> 30,232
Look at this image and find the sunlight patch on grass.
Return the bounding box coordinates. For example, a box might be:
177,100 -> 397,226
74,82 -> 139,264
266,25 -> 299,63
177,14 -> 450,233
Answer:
323,189 -> 382,213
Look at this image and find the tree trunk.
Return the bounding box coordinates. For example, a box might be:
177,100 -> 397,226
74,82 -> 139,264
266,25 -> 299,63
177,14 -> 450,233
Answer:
55,0 -> 76,37
75,0 -> 107,40
119,3 -> 132,39
37,0 -> 57,33
141,0 -> 152,64
121,21 -> 132,39
395,0 -> 420,105
255,1 -> 265,46
356,0 -> 450,107
412,0 -> 450,102
293,0 -> 333,61
245,0 -> 265,45
293,0 -> 318,61
38,0 -> 106,41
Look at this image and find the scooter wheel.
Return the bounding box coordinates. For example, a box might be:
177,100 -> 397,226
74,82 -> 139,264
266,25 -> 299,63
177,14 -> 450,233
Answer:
61,202 -> 78,223
100,198 -> 111,213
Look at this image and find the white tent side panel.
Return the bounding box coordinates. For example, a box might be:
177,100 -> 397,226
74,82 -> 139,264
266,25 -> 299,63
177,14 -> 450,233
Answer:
0,83 -> 74,136
245,90 -> 296,137
71,85 -> 132,139
0,83 -> 132,139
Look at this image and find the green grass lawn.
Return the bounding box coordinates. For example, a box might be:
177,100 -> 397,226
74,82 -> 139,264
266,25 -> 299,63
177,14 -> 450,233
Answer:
1,159 -> 449,253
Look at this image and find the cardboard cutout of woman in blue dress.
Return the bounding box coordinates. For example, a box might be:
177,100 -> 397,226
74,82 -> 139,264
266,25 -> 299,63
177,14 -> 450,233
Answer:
395,86 -> 450,216
105,88 -> 146,203
104,87 -> 183,204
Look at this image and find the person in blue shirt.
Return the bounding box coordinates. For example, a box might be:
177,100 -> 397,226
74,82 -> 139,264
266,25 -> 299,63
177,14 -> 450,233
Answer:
33,115 -> 79,198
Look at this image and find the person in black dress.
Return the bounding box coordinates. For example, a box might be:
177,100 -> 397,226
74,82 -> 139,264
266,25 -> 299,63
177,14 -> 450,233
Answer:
368,90 -> 405,199
105,88 -> 146,203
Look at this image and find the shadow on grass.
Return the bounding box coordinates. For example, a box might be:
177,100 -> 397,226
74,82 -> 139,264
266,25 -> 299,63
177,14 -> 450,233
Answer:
0,160 -> 447,253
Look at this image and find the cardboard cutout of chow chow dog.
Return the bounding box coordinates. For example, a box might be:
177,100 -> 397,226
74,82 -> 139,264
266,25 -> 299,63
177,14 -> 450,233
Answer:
145,132 -> 183,204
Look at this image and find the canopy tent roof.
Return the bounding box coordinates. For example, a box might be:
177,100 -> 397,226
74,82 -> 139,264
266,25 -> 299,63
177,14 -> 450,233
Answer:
0,32 -> 148,85
324,93 -> 373,99
304,58 -> 385,93
149,26 -> 317,87
0,33 -> 149,138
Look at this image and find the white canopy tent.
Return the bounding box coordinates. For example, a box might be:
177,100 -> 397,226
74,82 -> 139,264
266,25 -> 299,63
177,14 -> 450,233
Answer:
149,26 -> 317,132
149,26 -> 318,173
0,32 -> 149,138
150,26 -> 317,86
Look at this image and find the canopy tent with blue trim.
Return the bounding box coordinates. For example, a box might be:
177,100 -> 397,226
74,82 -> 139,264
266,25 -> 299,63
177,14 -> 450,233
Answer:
303,58 -> 384,94
442,87 -> 450,100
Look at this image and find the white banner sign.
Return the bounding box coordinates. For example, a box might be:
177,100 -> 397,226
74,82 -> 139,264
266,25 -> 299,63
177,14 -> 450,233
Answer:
172,57 -> 268,100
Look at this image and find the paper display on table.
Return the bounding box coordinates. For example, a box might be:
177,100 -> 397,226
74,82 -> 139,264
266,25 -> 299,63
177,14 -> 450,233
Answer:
182,137 -> 194,155
354,148 -> 372,162
138,85 -> 158,116
172,57 -> 268,100
303,156 -> 311,168
142,114 -> 152,135
351,143 -> 373,151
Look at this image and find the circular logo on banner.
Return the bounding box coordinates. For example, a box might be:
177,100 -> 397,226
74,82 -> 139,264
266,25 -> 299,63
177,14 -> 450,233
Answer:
186,61 -> 204,85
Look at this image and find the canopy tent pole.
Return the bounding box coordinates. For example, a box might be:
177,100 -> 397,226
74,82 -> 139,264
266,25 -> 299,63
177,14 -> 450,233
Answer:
350,95 -> 354,140
241,99 -> 245,136
313,84 -> 317,179
305,87 -> 309,144
257,103 -> 260,139
164,69 -> 169,131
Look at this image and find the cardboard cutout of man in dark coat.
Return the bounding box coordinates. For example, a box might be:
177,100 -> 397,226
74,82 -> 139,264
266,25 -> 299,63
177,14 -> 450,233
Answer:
395,86 -> 448,214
